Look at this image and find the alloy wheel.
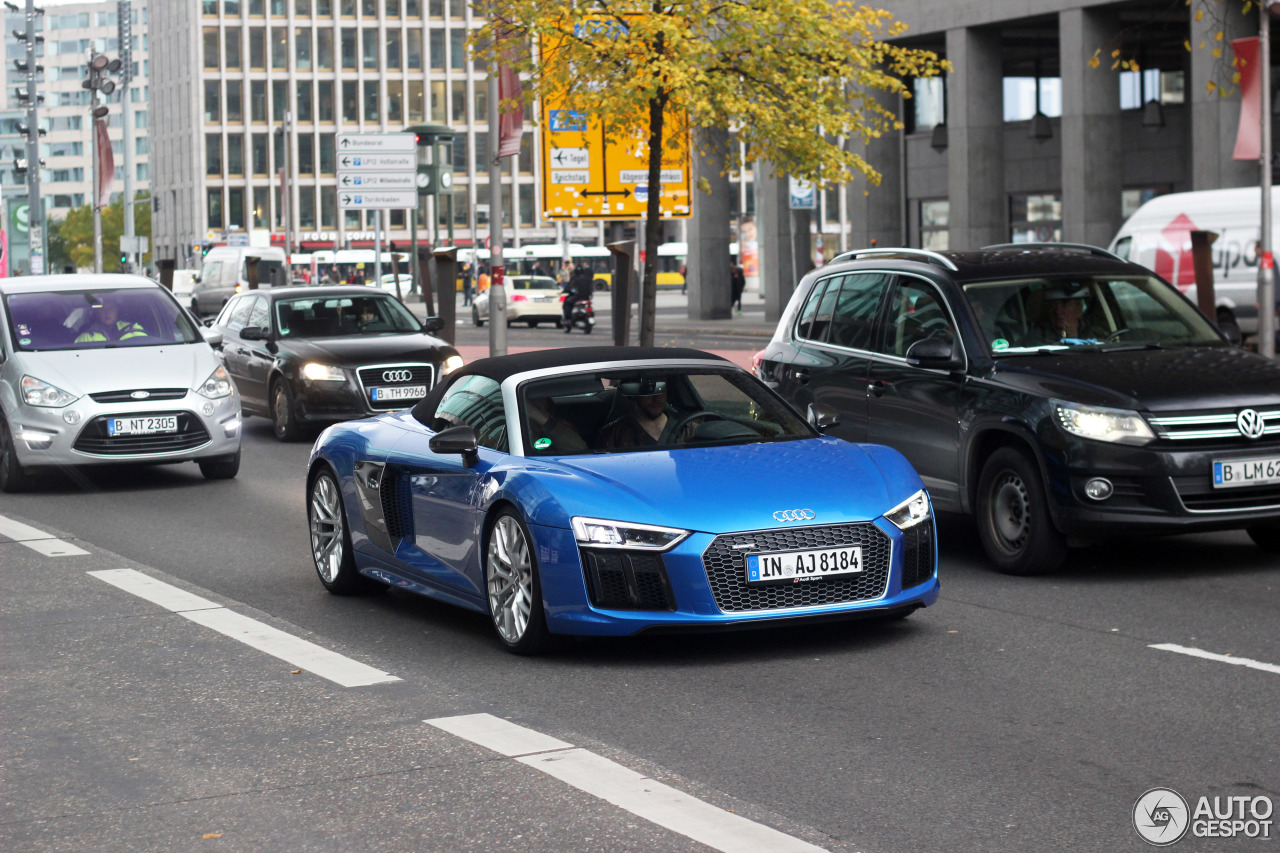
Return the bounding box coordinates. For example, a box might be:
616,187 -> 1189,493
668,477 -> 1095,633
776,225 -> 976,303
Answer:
487,515 -> 533,644
310,474 -> 345,582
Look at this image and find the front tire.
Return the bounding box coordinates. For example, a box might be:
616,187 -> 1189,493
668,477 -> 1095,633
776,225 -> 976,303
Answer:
485,509 -> 551,655
198,449 -> 240,480
308,468 -> 365,594
271,380 -> 303,442
976,447 -> 1066,575
1247,523 -> 1280,552
0,416 -> 31,494
473,307 -> 484,327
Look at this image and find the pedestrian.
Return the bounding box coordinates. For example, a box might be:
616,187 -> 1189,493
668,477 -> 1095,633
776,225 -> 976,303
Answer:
730,263 -> 745,314
477,264 -> 491,293
461,262 -> 475,306
680,263 -> 688,295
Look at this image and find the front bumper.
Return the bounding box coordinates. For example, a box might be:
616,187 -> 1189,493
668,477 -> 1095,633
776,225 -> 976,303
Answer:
7,391 -> 241,469
533,518 -> 939,637
292,363 -> 437,425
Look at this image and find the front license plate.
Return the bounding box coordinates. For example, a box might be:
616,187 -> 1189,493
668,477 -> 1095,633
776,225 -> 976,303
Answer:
746,545 -> 863,584
371,384 -> 427,402
108,415 -> 178,436
1213,456 -> 1280,489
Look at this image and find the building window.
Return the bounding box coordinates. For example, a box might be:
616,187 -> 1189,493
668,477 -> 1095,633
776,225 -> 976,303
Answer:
251,80 -> 267,122
362,27 -> 378,69
387,80 -> 403,123
225,28 -> 241,69
405,0 -> 419,17
320,133 -> 335,173
208,188 -> 224,229
341,28 -> 357,68
407,28 -> 422,69
473,81 -> 486,126
342,81 -> 359,123
340,0 -> 355,16
252,133 -> 269,174
450,29 -> 465,70
911,76 -> 944,132
472,131 -> 487,172
362,0 -> 376,15
387,29 -> 402,69
318,80 -> 335,122
429,29 -> 444,70
364,80 -> 379,122
408,79 -> 424,122
228,187 -> 245,229
295,27 -> 311,71
1119,69 -> 1186,110
1009,192 -> 1062,243
203,28 -> 219,68
296,80 -> 313,122
296,0 -> 311,14
317,27 -> 333,69
250,0 -> 265,14
430,80 -> 446,123
1003,77 -> 1061,122
450,80 -> 466,123
272,80 -> 287,121
227,133 -> 245,175
254,187 -> 271,228
920,199 -> 949,250
345,209 -> 361,228
205,81 -> 221,122
226,80 -> 243,123
249,27 -> 265,68
1121,186 -> 1169,219
298,135 -> 314,175
272,26 -> 288,69
322,185 -> 337,227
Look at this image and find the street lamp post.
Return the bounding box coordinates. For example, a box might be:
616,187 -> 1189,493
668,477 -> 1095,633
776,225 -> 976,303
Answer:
1261,2 -> 1278,358
83,50 -> 120,274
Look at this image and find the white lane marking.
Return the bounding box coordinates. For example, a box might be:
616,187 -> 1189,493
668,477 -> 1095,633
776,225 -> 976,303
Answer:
427,713 -> 829,853
0,513 -> 89,556
1150,643 -> 1280,676
89,569 -> 399,688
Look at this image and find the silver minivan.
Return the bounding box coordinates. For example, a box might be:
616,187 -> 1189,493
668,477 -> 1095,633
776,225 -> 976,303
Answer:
0,274 -> 242,492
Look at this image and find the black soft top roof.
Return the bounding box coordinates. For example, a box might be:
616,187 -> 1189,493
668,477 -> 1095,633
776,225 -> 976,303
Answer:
411,346 -> 729,422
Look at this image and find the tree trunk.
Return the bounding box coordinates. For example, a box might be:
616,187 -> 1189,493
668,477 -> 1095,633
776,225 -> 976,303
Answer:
639,23 -> 668,347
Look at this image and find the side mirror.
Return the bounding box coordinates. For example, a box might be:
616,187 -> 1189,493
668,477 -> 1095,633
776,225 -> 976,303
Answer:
429,424 -> 479,466
239,325 -> 266,341
807,402 -> 840,432
200,327 -> 223,348
905,335 -> 963,370
421,316 -> 444,334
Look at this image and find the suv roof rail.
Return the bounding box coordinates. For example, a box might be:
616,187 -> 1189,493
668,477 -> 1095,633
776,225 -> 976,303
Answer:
829,247 -> 959,272
980,242 -> 1123,261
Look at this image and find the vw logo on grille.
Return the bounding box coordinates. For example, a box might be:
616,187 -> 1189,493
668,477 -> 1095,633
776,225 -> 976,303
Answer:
1237,408 -> 1266,439
382,369 -> 414,383
772,509 -> 816,523
130,390 -> 150,399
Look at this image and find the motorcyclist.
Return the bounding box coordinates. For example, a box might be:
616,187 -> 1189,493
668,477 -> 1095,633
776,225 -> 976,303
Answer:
562,263 -> 593,333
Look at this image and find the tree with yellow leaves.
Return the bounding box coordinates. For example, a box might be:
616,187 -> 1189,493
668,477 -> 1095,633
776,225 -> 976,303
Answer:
471,1 -> 945,345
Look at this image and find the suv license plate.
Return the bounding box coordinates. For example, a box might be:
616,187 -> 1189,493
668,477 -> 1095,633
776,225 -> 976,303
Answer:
371,385 -> 426,402
108,416 -> 178,436
1213,456 -> 1280,489
746,545 -> 863,584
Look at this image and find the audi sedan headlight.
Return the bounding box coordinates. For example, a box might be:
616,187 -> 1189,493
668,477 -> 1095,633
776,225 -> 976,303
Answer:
886,489 -> 931,530
21,375 -> 78,407
302,362 -> 345,382
1053,400 -> 1154,445
571,517 -> 690,551
442,355 -> 464,376
195,365 -> 234,399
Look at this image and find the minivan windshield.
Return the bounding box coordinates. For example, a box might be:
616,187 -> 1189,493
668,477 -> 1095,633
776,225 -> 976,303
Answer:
962,275 -> 1225,354
4,287 -> 203,351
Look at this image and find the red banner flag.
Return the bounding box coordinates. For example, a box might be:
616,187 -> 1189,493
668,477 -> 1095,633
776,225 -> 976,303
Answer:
497,37 -> 524,158
1232,36 -> 1261,161
95,117 -> 114,208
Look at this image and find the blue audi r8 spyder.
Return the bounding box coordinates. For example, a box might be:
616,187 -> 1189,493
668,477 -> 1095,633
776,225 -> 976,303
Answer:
306,347 -> 938,654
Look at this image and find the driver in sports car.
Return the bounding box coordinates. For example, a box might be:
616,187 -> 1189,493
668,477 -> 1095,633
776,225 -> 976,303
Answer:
596,377 -> 700,449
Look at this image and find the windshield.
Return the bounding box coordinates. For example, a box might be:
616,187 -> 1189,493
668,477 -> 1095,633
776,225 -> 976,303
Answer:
519,368 -> 814,456
962,274 -> 1225,354
4,287 -> 203,351
274,294 -> 421,338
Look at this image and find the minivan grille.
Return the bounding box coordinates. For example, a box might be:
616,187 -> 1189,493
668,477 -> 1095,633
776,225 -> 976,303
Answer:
73,412 -> 210,455
89,388 -> 188,403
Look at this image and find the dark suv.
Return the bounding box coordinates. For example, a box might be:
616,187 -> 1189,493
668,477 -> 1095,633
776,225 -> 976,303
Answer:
756,244 -> 1280,574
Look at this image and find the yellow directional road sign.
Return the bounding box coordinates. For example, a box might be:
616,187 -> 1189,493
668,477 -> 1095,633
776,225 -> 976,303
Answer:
539,102 -> 692,221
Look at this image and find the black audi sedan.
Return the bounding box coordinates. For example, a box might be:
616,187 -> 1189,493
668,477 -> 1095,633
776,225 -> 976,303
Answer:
209,286 -> 463,440
756,244 -> 1280,575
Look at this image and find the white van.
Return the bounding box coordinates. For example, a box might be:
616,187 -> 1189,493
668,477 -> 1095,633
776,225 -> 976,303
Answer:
190,246 -> 288,317
1108,187 -> 1273,336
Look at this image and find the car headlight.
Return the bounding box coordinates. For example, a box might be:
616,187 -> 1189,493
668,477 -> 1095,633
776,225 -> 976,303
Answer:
21,375 -> 78,407
441,355 -> 464,376
885,489 -> 931,530
571,517 -> 690,551
195,365 -> 234,399
1053,400 -> 1154,445
302,362 -> 345,381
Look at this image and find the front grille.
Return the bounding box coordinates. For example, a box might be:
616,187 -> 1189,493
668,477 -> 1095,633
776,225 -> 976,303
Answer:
380,472 -> 414,541
702,523 -> 892,612
1171,475 -> 1280,512
582,550 -> 675,611
900,523 -> 935,590
73,411 -> 210,455
1148,409 -> 1280,447
89,388 -> 188,403
356,363 -> 435,411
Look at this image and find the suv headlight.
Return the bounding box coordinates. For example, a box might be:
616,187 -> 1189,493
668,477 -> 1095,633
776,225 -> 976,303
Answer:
571,517 -> 690,551
21,375 -> 78,407
442,355 -> 464,376
196,365 -> 234,399
302,362 -> 345,382
886,489 -> 931,530
1053,400 -> 1154,445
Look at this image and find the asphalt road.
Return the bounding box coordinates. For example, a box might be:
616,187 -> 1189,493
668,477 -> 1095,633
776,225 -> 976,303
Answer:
3,336 -> 1279,852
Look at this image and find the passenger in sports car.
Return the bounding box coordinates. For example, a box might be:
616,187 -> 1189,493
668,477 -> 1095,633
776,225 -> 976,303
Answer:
525,393 -> 587,454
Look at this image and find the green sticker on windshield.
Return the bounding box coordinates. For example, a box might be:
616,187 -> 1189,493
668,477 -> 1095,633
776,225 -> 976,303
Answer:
534,437 -> 552,450
18,338 -> 30,346
992,338 -> 1009,351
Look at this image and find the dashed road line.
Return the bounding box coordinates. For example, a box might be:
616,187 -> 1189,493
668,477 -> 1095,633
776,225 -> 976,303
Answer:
428,713 -> 829,853
89,569 -> 399,687
1150,643 -> 1280,676
0,513 -> 90,556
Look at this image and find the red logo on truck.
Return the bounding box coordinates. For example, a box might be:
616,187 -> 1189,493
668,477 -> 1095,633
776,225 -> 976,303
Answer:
1153,213 -> 1197,289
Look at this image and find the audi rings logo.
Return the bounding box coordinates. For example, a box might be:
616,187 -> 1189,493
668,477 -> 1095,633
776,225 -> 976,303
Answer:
1237,409 -> 1266,440
772,509 -> 816,523
382,369 -> 414,383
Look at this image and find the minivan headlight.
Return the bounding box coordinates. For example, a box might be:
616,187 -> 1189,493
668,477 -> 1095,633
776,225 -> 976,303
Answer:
571,517 -> 690,551
1053,400 -> 1155,445
21,375 -> 78,407
196,365 -> 234,399
886,489 -> 931,530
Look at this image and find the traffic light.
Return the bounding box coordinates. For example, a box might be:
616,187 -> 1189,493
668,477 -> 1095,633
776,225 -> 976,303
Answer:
201,241 -> 213,256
